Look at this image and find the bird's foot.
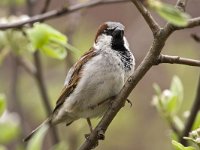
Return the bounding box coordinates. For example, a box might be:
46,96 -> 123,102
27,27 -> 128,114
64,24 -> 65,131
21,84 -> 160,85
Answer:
84,133 -> 99,149
97,129 -> 105,140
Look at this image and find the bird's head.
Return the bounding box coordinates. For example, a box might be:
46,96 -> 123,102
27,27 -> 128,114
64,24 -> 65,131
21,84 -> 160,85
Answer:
94,21 -> 129,51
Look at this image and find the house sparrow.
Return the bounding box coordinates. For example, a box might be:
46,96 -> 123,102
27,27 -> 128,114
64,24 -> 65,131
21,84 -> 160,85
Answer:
24,21 -> 135,141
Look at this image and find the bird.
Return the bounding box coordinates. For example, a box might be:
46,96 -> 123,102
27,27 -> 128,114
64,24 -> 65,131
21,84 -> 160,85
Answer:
24,21 -> 135,142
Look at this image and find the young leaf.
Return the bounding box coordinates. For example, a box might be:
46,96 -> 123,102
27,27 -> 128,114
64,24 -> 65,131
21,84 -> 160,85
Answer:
0,94 -> 6,116
5,30 -> 34,54
172,116 -> 184,131
192,111 -> 200,130
27,125 -> 49,150
172,140 -> 185,150
170,76 -> 183,110
26,23 -> 67,59
153,83 -> 161,95
148,0 -> 190,26
172,140 -> 195,150
0,122 -> 20,144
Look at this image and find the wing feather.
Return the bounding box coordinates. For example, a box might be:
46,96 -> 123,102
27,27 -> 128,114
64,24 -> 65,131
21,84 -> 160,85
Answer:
53,48 -> 97,112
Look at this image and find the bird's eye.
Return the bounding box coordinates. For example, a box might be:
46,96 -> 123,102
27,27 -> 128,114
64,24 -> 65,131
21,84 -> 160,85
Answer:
103,30 -> 106,33
106,29 -> 115,35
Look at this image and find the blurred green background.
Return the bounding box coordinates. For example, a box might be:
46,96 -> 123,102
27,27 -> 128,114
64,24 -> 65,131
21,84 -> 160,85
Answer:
0,0 -> 200,150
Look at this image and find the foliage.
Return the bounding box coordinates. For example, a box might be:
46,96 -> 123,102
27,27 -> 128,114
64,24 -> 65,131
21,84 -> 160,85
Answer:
0,18 -> 79,64
0,95 -> 20,144
148,0 -> 190,26
172,140 -> 195,150
152,76 -> 183,117
153,76 -> 200,150
26,23 -> 68,59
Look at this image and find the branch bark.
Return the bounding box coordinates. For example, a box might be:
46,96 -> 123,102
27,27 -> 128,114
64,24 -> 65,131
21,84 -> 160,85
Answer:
2,0 -> 199,148
131,0 -> 160,36
156,54 -> 200,67
174,17 -> 200,30
179,75 -> 200,145
18,56 -> 37,76
79,0 -> 200,149
79,31 -> 171,150
33,52 -> 59,144
26,0 -> 59,144
0,0 -> 130,30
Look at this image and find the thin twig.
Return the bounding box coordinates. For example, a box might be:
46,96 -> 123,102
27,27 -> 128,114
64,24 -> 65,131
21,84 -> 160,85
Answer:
41,0 -> 51,13
33,52 -> 60,144
156,54 -> 200,67
191,34 -> 200,42
18,56 -> 37,76
79,0 -> 200,148
131,0 -> 161,36
25,0 -> 59,144
175,0 -> 188,11
179,75 -> 200,145
0,0 -> 130,30
173,17 -> 200,30
10,55 -> 26,148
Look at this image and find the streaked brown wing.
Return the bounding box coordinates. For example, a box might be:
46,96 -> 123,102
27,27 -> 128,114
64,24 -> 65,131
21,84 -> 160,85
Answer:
53,48 -> 97,112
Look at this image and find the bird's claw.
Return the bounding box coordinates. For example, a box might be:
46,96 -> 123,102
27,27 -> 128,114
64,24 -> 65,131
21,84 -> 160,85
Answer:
84,133 -> 99,149
126,99 -> 132,107
97,129 -> 105,140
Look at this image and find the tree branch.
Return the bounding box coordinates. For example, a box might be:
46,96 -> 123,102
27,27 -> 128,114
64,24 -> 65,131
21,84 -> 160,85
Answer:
173,17 -> 200,30
18,56 -> 37,76
0,0 -> 130,30
41,0 -> 52,14
79,28 -> 170,150
131,0 -> 161,36
26,0 -> 59,144
179,75 -> 200,145
33,52 -> 59,144
79,0 -> 200,149
155,54 -> 200,67
191,34 -> 200,42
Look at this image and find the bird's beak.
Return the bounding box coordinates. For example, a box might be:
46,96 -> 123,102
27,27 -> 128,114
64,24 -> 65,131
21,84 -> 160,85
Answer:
113,27 -> 124,39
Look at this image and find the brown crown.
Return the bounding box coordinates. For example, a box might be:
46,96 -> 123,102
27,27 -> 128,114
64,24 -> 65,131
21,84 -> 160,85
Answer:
94,23 -> 108,43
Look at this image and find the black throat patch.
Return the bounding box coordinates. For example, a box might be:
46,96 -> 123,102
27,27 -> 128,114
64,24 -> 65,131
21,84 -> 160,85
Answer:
111,38 -> 133,71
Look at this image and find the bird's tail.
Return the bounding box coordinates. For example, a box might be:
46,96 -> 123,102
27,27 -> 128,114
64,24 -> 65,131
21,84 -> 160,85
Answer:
23,118 -> 51,142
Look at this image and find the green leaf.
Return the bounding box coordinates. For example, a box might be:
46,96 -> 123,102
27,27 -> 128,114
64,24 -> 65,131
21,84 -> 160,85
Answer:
148,0 -> 190,26
172,140 -> 185,150
153,83 -> 161,95
192,111 -> 200,130
27,125 -> 48,150
172,116 -> 184,131
172,140 -> 196,150
42,45 -> 67,59
0,121 -> 20,144
26,23 -> 67,59
5,30 -> 34,54
170,76 -> 183,108
0,94 -> 6,116
166,94 -> 178,115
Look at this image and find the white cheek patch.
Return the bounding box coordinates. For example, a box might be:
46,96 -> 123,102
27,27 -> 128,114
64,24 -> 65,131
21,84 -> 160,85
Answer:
123,37 -> 130,50
94,34 -> 112,50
